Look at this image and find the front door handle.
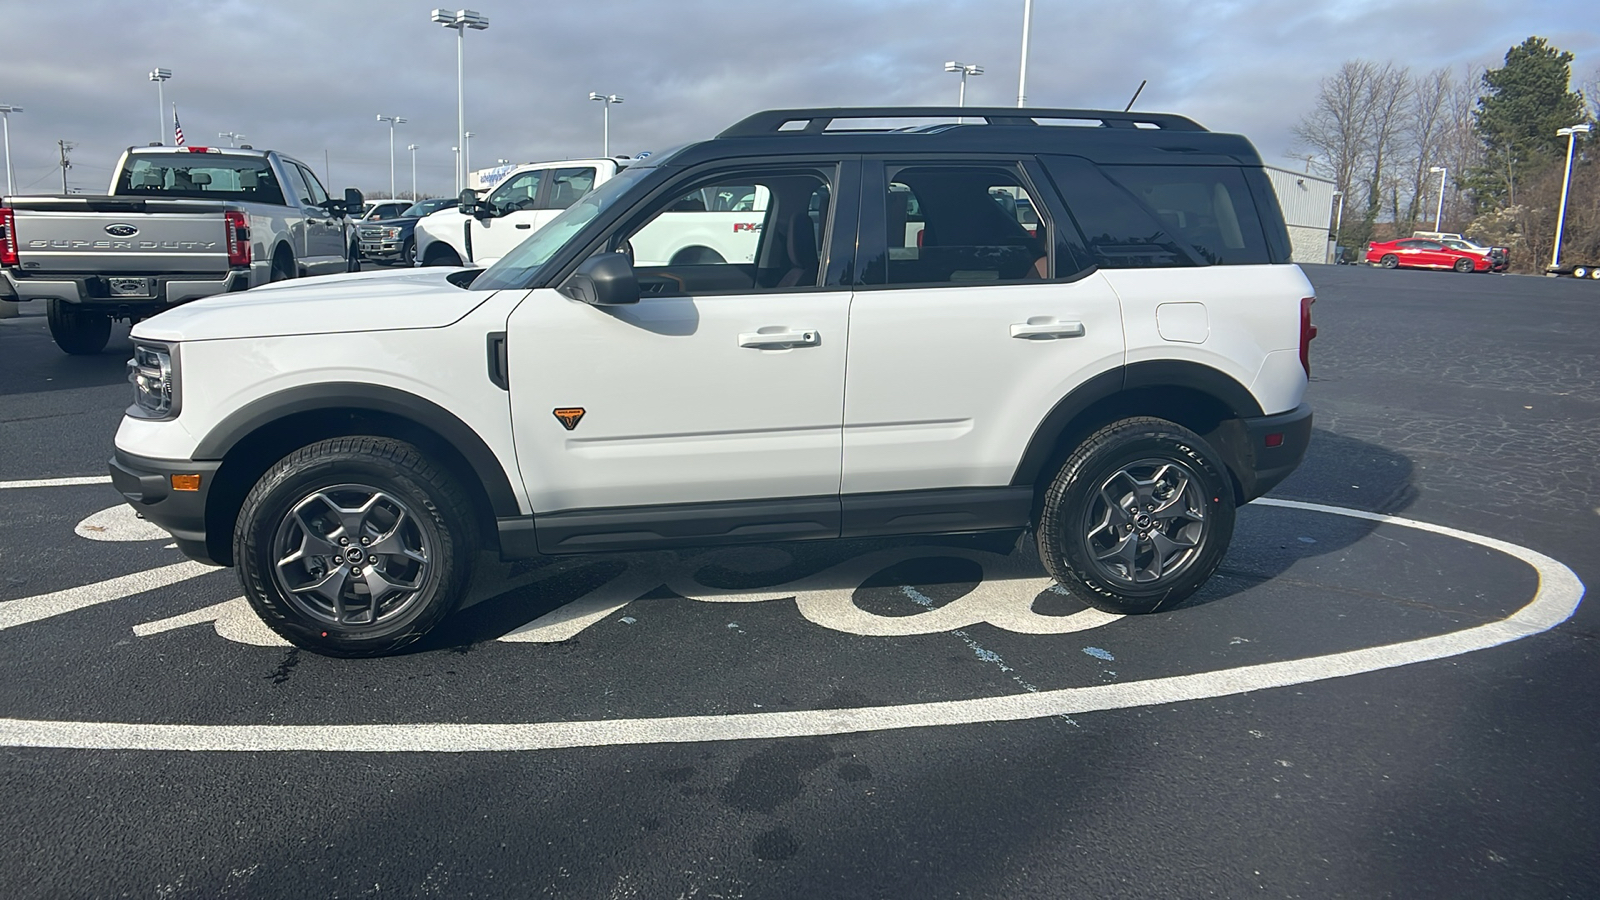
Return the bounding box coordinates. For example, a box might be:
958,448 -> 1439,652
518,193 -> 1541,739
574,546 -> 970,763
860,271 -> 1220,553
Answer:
515,223 -> 532,229
1010,320 -> 1086,339
739,329 -> 820,349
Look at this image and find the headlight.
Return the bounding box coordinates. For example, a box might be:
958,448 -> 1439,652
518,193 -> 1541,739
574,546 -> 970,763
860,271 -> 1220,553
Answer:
128,342 -> 179,418
382,226 -> 403,240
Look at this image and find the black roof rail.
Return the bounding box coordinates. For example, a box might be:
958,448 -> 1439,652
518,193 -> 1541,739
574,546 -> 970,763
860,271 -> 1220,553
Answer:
718,107 -> 1207,137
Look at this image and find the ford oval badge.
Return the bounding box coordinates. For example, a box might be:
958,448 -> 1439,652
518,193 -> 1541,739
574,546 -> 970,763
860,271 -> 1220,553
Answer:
105,224 -> 139,237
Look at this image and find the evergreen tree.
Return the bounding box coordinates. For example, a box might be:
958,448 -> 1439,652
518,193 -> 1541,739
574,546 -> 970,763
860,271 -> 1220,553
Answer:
1468,37 -> 1589,207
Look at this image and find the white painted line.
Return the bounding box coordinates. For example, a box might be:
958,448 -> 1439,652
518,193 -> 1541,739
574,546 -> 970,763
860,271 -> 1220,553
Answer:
133,600 -> 240,637
0,476 -> 113,490
76,504 -> 173,542
0,501 -> 1584,752
0,561 -> 218,632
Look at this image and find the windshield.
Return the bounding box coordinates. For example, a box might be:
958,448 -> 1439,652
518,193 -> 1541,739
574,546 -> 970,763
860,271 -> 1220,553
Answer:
473,167 -> 652,290
403,198 -> 454,217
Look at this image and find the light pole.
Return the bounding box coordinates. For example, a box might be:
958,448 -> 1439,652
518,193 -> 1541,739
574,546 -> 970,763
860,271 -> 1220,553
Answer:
1017,0 -> 1033,107
451,146 -> 460,193
218,131 -> 244,148
377,114 -> 407,198
431,8 -> 489,194
588,93 -> 622,157
463,131 -> 474,185
943,62 -> 984,110
1427,166 -> 1447,231
0,105 -> 21,196
1551,123 -> 1592,272
1329,189 -> 1345,263
148,68 -> 172,145
407,144 -> 418,199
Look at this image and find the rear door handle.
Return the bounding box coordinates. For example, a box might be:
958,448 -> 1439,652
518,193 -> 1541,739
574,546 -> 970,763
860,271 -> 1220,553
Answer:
1010,320 -> 1086,339
739,329 -> 820,349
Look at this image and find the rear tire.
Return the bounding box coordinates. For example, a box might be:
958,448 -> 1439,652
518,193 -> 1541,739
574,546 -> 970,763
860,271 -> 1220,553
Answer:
270,252 -> 294,283
1574,266 -> 1590,279
1036,417 -> 1236,615
46,299 -> 112,355
1380,254 -> 1399,269
234,436 -> 478,658
1454,257 -> 1474,273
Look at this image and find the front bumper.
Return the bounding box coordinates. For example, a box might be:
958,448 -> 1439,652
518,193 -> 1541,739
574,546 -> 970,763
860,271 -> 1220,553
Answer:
1237,403 -> 1313,501
109,449 -> 223,565
359,240 -> 406,260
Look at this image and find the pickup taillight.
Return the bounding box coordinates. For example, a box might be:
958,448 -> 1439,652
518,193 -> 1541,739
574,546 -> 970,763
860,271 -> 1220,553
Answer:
0,207 -> 16,267
1300,296 -> 1318,377
225,210 -> 250,267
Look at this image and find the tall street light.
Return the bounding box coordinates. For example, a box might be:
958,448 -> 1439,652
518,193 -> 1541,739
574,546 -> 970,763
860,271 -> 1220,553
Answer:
1017,0 -> 1033,107
1329,189 -> 1345,264
588,93 -> 622,157
1551,123 -> 1592,272
377,114 -> 407,199
944,62 -> 983,124
218,131 -> 244,147
451,146 -> 460,193
0,104 -> 21,196
1427,166 -> 1447,231
148,68 -> 172,145
407,143 -> 418,199
431,8 -> 489,194
463,131 -> 475,185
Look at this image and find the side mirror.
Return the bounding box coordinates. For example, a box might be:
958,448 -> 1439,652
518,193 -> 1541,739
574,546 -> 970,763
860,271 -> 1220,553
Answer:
458,188 -> 479,216
559,253 -> 639,306
342,188 -> 364,218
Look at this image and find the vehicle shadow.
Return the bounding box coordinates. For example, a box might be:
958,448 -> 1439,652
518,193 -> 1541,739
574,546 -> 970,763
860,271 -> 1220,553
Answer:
414,426 -> 1416,651
0,304 -> 136,397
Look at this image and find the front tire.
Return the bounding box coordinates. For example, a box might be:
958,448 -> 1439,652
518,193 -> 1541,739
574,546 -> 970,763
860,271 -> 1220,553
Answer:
234,437 -> 478,657
402,237 -> 417,267
1036,418 -> 1236,614
46,299 -> 112,355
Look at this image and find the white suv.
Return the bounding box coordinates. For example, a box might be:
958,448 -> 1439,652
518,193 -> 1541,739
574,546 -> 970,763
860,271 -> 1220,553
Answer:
112,107 -> 1316,657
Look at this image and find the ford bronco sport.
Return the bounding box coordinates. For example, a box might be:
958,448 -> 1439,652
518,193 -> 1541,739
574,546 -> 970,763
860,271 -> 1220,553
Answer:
111,107 -> 1315,657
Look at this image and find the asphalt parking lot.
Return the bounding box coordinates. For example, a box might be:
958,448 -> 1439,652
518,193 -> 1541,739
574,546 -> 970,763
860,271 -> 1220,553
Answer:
1,265 -> 1596,898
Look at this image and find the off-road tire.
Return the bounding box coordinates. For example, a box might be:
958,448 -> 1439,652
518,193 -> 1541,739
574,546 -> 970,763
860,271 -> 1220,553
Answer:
234,436 -> 478,657
46,299 -> 113,355
1036,417 -> 1236,614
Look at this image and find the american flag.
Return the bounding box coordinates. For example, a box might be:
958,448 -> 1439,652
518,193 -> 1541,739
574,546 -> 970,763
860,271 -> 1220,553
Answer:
173,105 -> 185,146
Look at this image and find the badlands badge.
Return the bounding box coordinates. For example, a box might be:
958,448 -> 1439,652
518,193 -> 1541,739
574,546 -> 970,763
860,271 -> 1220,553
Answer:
553,408 -> 586,431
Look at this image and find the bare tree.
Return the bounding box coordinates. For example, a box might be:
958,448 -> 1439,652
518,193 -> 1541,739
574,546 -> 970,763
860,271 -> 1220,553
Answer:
1360,63 -> 1412,236
1400,68 -> 1451,233
1292,61 -> 1378,243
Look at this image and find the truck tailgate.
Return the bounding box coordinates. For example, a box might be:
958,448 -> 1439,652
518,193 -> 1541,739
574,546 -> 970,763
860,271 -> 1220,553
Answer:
7,196 -> 234,275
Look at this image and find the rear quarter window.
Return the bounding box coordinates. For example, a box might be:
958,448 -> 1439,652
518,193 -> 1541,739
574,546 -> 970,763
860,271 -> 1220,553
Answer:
1040,155 -> 1192,269
1100,164 -> 1273,266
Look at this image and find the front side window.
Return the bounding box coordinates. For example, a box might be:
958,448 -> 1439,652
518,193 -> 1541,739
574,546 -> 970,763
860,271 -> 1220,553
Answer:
612,167 -> 833,294
294,164 -> 330,207
488,170 -> 544,214
868,164 -> 1050,286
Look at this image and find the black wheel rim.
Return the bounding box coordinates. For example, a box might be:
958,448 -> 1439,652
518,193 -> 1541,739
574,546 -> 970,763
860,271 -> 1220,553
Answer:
270,483 -> 432,630
1080,458 -> 1209,587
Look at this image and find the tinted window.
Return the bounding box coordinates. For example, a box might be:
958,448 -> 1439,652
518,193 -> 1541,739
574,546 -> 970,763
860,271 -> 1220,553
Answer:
1100,165 -> 1271,265
870,164 -> 1051,286
545,167 -> 597,210
1041,155 -> 1192,269
116,154 -> 286,206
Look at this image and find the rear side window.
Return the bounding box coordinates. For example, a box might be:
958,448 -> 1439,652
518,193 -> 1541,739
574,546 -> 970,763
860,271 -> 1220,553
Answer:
866,163 -> 1052,286
545,167 -> 597,210
116,154 -> 286,206
1101,165 -> 1272,265
1041,155 -> 1192,269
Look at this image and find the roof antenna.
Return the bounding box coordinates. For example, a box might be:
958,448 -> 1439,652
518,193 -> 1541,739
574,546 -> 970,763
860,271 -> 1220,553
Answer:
1123,79 -> 1147,112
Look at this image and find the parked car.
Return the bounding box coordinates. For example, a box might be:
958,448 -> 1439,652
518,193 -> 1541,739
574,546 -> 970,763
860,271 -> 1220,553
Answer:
358,197 -> 459,266
110,105 -> 1316,657
357,200 -> 414,223
1366,238 -> 1491,272
414,159 -> 625,267
1413,231 -> 1508,271
0,145 -> 363,354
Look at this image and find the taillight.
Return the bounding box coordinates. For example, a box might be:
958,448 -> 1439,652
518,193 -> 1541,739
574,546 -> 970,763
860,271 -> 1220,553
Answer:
0,207 -> 16,267
225,210 -> 250,267
1300,296 -> 1317,377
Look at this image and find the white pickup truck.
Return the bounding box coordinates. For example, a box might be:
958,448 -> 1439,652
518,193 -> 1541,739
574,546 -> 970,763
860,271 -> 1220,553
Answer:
414,157 -> 767,268
0,146 -> 364,354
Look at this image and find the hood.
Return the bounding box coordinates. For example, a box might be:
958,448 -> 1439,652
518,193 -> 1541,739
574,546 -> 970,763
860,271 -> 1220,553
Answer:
132,267 -> 495,342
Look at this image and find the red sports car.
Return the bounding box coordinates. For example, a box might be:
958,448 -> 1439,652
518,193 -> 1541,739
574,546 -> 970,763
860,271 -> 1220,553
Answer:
1365,238 -> 1492,273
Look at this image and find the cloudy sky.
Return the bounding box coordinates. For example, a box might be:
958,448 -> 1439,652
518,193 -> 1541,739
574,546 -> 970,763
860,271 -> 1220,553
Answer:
0,0 -> 1594,198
